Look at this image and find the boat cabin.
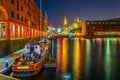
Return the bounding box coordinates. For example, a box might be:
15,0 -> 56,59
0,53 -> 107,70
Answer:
25,43 -> 41,54
14,43 -> 43,65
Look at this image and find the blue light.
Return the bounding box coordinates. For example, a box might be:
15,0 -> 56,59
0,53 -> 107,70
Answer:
5,59 -> 8,63
5,59 -> 9,67
30,44 -> 34,48
68,33 -> 72,39
63,74 -> 71,80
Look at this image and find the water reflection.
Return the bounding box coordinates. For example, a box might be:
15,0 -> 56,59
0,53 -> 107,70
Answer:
56,38 -> 62,80
85,39 -> 91,80
14,38 -> 120,80
104,38 -> 117,80
62,38 -> 69,74
61,38 -> 119,80
73,38 -> 81,80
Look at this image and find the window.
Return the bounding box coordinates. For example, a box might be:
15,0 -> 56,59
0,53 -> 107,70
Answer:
21,16 -> 23,21
17,14 -> 19,20
27,46 -> 29,49
15,26 -> 18,38
0,11 -> 2,16
35,46 -> 37,49
21,6 -> 23,11
10,24 -> 13,39
24,0 -> 26,4
11,0 -> 14,4
17,1 -> 19,11
11,11 -> 14,18
25,18 -> 26,23
0,23 -> 6,39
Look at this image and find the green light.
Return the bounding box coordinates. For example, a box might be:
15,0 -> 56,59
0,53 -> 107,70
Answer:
104,38 -> 117,80
85,39 -> 91,79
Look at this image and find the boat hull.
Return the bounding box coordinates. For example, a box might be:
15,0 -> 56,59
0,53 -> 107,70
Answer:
12,65 -> 43,77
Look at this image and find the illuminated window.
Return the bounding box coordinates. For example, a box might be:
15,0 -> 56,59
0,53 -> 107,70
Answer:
10,24 -> 13,39
87,22 -> 89,24
0,23 -> 6,39
15,26 -> 18,38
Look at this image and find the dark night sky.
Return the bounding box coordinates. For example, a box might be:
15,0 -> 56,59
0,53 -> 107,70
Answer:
35,0 -> 120,27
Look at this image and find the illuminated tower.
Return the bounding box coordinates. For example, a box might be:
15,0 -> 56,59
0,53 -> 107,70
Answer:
76,17 -> 80,23
63,16 -> 68,26
63,17 -> 69,32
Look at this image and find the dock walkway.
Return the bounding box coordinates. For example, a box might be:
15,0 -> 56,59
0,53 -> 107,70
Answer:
0,49 -> 24,80
0,49 -> 24,71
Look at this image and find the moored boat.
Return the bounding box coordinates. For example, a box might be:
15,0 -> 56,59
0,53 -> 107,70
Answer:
12,42 -> 49,77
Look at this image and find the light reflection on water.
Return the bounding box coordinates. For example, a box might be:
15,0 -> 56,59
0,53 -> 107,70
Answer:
104,38 -> 117,80
62,38 -> 69,75
85,39 -> 91,80
73,38 -> 81,80
15,38 -> 120,80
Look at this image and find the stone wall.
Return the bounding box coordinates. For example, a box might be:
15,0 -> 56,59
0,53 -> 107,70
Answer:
0,38 -> 27,58
0,37 -> 39,58
0,40 -> 9,57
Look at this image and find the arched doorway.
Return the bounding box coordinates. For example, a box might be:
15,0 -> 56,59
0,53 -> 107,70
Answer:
0,5 -> 8,20
0,6 -> 8,39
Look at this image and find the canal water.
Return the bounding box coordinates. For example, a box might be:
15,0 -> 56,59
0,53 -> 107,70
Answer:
13,37 -> 120,80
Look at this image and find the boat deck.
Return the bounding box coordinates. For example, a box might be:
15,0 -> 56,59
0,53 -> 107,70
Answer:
13,50 -> 46,66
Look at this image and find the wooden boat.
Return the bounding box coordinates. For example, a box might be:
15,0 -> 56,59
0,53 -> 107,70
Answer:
12,42 -> 49,77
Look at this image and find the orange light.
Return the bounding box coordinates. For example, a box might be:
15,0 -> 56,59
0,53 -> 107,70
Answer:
62,38 -> 69,74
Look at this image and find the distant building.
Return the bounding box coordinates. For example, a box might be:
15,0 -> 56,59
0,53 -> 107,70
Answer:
62,16 -> 69,33
71,17 -> 82,33
62,17 -> 120,36
0,0 -> 47,40
85,20 -> 120,36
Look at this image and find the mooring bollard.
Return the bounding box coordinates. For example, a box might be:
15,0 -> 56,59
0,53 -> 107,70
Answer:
5,60 -> 8,68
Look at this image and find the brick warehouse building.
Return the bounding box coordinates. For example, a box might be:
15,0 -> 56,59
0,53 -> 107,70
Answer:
85,20 -> 120,36
0,0 -> 47,40
0,0 -> 47,57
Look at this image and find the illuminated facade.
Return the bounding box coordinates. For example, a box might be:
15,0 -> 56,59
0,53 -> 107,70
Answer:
62,17 -> 69,33
62,17 -> 83,34
86,21 -> 120,36
0,0 -> 47,40
72,17 -> 82,29
71,17 -> 82,33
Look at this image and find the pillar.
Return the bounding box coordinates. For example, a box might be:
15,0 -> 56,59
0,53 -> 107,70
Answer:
5,22 -> 10,40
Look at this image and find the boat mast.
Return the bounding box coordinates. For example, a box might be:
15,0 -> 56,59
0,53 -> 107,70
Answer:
40,0 -> 42,40
28,0 -> 31,41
